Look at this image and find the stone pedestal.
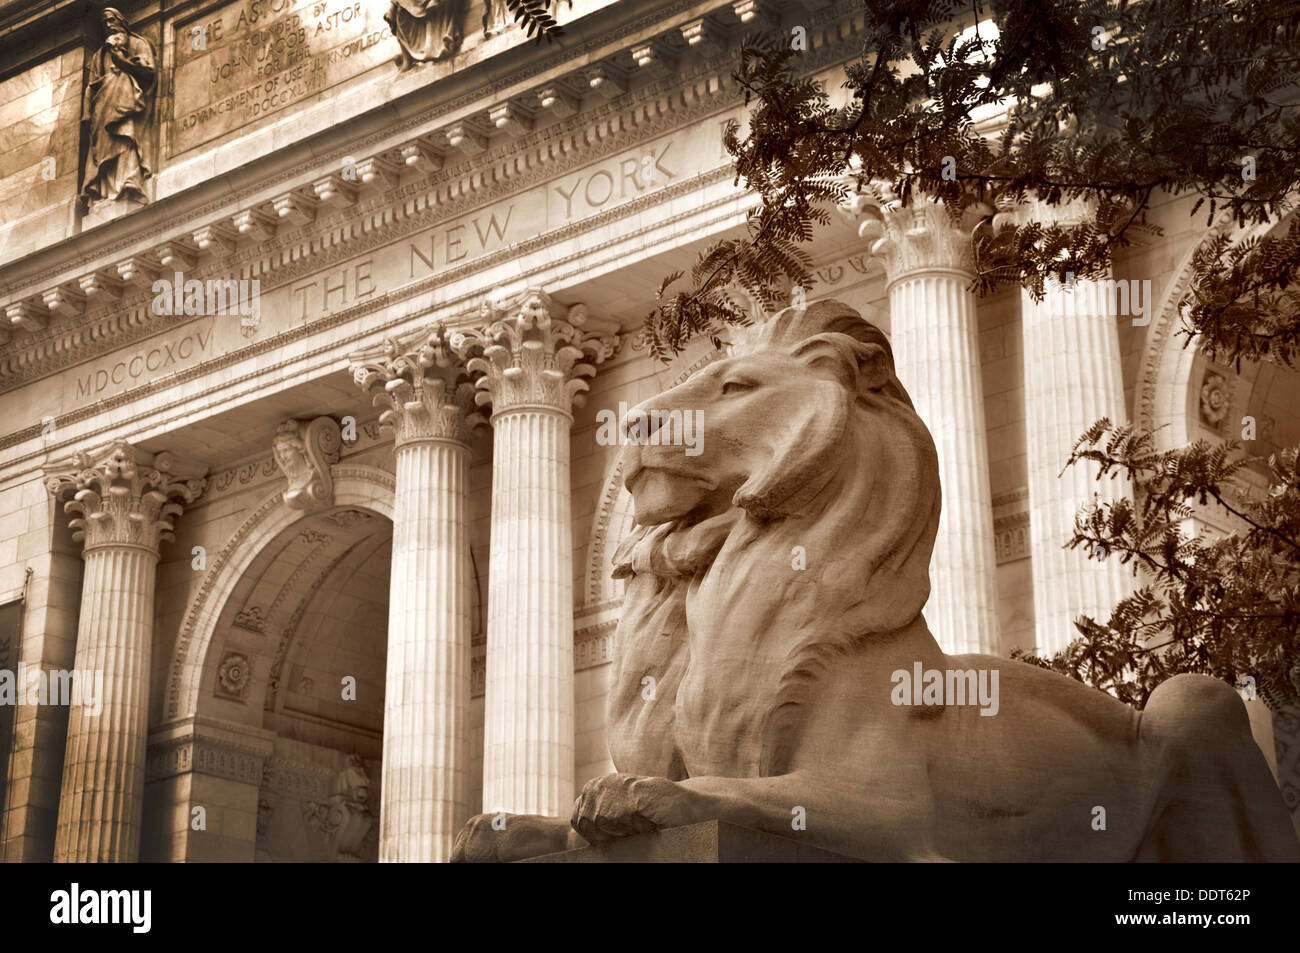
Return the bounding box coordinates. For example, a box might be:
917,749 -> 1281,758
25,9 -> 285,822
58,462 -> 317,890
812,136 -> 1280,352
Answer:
859,194 -> 1000,654
352,329 -> 481,862
46,442 -> 203,862
523,820 -> 862,863
453,291 -> 618,817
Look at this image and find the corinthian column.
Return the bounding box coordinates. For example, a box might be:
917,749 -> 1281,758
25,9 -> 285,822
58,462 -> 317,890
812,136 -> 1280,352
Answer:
46,442 -> 204,862
351,326 -> 482,862
1016,200 -> 1134,655
452,290 -> 619,817
852,190 -> 1000,654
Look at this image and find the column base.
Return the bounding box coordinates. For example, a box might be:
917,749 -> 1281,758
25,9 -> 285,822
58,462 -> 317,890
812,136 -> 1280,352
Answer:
520,821 -> 863,863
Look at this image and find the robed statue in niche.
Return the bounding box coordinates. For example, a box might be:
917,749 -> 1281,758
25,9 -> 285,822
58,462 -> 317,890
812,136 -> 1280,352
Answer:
385,0 -> 465,70
80,7 -> 156,209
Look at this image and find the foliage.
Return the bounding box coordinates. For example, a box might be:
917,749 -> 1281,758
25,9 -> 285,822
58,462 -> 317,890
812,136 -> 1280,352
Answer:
1013,423 -> 1300,707
644,0 -> 1300,362
648,0 -> 1300,708
504,0 -> 566,42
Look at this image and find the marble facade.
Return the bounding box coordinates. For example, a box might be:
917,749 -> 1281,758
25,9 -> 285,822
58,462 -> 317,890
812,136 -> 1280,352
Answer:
0,0 -> 1296,863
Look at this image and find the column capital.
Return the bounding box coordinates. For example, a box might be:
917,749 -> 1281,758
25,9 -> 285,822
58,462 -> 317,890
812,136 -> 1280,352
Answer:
350,325 -> 484,448
993,193 -> 1096,232
841,181 -> 990,283
449,289 -> 620,418
45,441 -> 206,554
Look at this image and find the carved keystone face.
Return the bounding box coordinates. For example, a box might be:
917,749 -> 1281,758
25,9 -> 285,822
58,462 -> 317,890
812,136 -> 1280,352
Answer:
621,349 -> 848,525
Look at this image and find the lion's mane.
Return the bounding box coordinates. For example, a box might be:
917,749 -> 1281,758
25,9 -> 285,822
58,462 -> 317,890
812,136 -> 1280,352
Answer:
610,301 -> 942,779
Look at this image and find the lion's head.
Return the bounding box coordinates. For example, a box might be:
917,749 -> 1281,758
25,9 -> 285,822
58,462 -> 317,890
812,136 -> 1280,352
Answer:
610,300 -> 943,778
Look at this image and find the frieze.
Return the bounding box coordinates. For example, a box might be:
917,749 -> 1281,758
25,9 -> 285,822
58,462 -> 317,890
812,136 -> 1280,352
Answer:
198,422 -> 388,504
2,169 -> 738,462
202,455 -> 281,502
146,734 -> 269,784
0,2 -> 865,392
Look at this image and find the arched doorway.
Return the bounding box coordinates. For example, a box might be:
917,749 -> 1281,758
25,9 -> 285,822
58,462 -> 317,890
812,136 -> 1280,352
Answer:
147,466 -> 396,862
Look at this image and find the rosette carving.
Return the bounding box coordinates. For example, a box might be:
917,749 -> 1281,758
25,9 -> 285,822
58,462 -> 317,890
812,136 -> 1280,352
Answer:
450,289 -> 621,417
45,441 -> 206,554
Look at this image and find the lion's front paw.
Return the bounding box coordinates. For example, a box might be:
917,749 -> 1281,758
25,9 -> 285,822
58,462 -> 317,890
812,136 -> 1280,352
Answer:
570,773 -> 685,845
450,812 -> 576,863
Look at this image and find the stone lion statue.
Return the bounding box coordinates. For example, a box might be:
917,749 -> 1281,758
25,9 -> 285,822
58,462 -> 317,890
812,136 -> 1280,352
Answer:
453,300 -> 1299,862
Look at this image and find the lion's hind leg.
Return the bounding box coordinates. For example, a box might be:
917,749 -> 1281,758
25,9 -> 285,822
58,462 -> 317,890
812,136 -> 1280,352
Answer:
1136,674 -> 1299,861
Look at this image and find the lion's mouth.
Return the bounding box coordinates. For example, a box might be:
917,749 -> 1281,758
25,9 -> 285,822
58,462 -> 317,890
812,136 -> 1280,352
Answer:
625,461 -> 712,493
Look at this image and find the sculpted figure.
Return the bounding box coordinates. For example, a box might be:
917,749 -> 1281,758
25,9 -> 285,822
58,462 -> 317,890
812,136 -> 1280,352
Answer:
481,0 -> 511,38
385,0 -> 465,69
80,8 -> 156,208
453,300 -> 1300,862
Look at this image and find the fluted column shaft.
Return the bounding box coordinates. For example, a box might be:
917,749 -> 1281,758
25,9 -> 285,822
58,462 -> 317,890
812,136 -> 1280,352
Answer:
890,272 -> 1000,653
352,330 -> 479,862
56,545 -> 156,862
46,442 -> 203,862
483,407 -> 573,815
855,193 -> 1000,654
383,437 -> 472,861
1022,274 -> 1134,655
452,289 -> 618,817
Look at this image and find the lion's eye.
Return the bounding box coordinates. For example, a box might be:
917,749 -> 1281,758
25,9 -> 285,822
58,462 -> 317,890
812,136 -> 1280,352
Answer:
721,379 -> 755,395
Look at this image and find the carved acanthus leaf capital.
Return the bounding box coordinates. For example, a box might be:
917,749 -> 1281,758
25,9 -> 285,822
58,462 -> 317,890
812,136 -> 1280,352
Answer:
449,289 -> 621,418
272,417 -> 342,511
350,326 -> 483,447
45,441 -> 206,554
840,181 -> 990,282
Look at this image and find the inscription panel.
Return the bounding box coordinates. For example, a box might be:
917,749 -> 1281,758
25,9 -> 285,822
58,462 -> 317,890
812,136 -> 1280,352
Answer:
171,0 -> 396,155
56,112 -> 739,410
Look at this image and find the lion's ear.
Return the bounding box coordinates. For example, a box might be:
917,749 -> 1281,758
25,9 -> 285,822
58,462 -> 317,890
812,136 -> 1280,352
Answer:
793,333 -> 891,397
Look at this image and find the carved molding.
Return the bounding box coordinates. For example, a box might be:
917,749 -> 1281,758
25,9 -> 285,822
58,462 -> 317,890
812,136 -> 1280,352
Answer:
469,617 -> 617,698
272,417 -> 343,511
146,721 -> 273,785
1,169 -> 733,458
45,441 -> 205,554
993,512 -> 1031,564
0,2 -> 864,393
260,755 -> 337,801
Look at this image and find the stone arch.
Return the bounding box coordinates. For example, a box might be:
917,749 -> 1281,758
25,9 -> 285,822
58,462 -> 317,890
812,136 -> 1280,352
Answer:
584,456 -> 636,607
1137,212 -> 1277,448
165,464 -> 395,722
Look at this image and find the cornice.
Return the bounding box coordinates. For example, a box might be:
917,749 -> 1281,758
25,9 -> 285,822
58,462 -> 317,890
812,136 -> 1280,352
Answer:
0,0 -> 863,385
0,171 -> 742,463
